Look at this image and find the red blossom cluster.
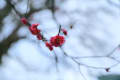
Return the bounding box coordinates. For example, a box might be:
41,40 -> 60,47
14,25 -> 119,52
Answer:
29,24 -> 40,35
20,17 -> 68,51
50,35 -> 65,47
29,24 -> 42,40
21,18 -> 42,40
45,35 -> 65,51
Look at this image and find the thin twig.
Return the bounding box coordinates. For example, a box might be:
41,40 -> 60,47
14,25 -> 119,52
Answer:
58,25 -> 62,35
53,50 -> 59,72
60,46 -> 120,70
106,44 -> 119,56
78,66 -> 87,80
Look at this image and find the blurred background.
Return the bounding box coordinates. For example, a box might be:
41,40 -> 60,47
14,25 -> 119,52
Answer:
0,0 -> 120,80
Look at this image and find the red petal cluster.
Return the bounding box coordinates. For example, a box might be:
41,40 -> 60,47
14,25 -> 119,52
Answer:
29,24 -> 40,35
21,17 -> 27,24
62,28 -> 67,36
29,24 -> 42,40
28,24 -> 66,51
45,42 -> 53,51
37,34 -> 42,40
50,35 -> 65,47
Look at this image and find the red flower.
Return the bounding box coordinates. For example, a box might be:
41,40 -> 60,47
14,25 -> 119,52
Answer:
21,17 -> 27,24
45,42 -> 53,51
50,35 -> 65,47
29,24 -> 40,35
37,33 -> 42,40
62,28 -> 67,36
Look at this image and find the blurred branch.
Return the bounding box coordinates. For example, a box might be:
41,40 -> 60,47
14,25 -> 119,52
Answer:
51,0 -> 55,13
6,0 -> 22,17
25,0 -> 30,17
0,0 -> 51,65
45,0 -> 55,12
0,22 -> 26,63
0,1 -> 12,32
107,0 -> 120,8
0,0 -> 30,64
